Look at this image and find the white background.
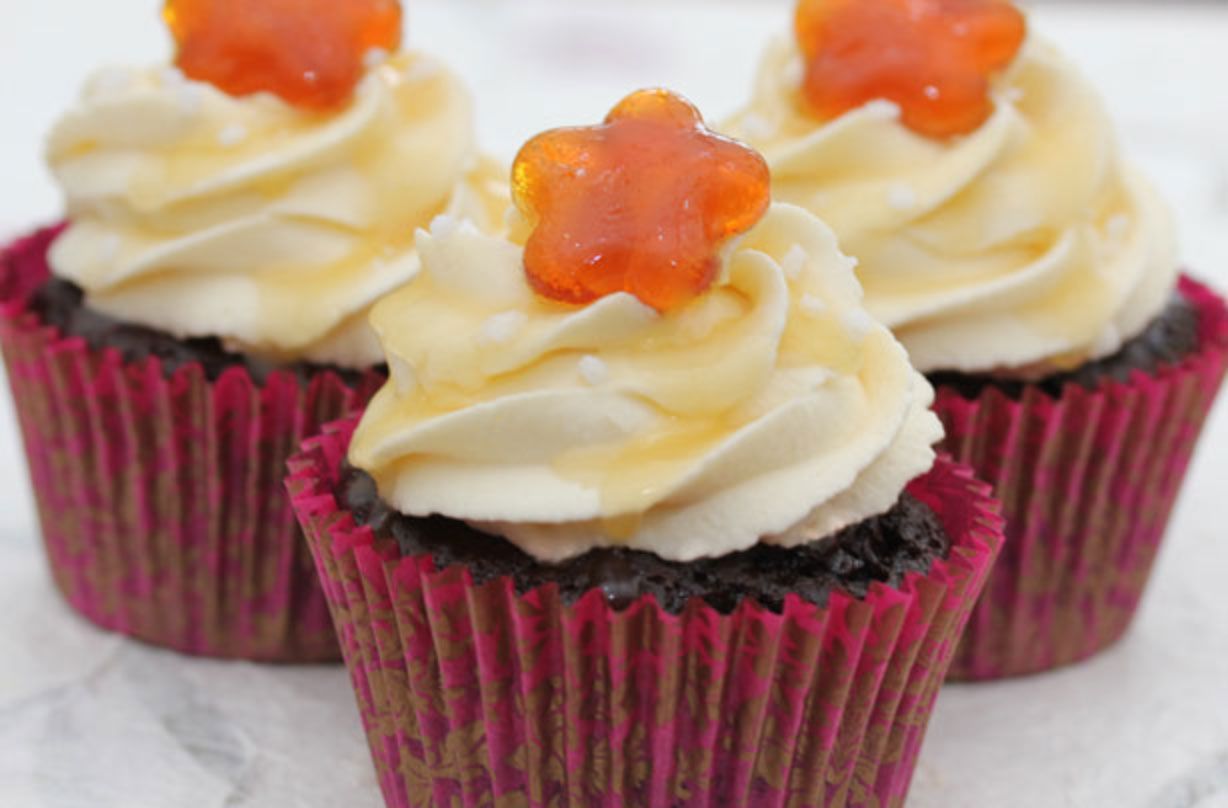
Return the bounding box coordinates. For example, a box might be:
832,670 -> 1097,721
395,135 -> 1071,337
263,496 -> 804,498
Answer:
1,2 -> 1227,806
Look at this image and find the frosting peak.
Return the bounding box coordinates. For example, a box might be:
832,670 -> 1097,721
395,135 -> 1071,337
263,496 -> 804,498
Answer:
350,204 -> 942,562
46,52 -> 507,368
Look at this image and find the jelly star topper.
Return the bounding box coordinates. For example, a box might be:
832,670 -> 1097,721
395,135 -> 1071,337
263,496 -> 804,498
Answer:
164,0 -> 402,109
512,89 -> 772,313
794,0 -> 1026,137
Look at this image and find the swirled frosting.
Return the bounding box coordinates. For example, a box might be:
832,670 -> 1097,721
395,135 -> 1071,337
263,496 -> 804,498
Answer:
724,36 -> 1178,376
350,204 -> 942,562
46,52 -> 508,368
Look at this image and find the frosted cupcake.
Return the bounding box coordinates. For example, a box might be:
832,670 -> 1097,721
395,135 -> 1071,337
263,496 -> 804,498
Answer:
0,0 -> 505,661
725,0 -> 1228,678
289,89 -> 1003,807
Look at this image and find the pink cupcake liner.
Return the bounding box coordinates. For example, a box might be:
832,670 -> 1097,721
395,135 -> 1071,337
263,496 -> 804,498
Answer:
288,416 -> 1004,807
935,275 -> 1228,681
0,225 -> 384,662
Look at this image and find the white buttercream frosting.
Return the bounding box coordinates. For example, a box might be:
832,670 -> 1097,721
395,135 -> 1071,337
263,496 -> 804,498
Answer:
724,36 -> 1178,376
350,204 -> 942,563
46,52 -> 508,368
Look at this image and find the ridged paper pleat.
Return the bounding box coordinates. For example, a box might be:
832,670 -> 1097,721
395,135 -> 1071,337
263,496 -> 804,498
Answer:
289,418 -> 1004,807
936,276 -> 1228,680
1,226 -> 383,661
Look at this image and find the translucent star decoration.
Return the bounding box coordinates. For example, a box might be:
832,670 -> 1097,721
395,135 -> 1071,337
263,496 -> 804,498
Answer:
794,0 -> 1026,137
512,89 -> 772,313
164,0 -> 402,109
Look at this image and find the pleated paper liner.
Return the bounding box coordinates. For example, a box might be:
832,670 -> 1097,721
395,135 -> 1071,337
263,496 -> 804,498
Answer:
935,275 -> 1228,681
0,225 -> 384,662
288,416 -> 1004,808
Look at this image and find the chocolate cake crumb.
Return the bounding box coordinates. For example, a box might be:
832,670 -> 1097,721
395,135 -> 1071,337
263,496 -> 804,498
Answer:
338,463 -> 951,615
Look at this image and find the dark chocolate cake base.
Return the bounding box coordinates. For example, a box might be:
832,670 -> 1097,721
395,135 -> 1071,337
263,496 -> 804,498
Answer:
30,277 -> 375,385
338,464 -> 950,615
929,292 -> 1202,400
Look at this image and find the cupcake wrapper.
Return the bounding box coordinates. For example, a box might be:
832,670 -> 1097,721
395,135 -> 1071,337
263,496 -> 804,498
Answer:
0,225 -> 384,662
288,417 -> 1004,808
936,275 -> 1228,681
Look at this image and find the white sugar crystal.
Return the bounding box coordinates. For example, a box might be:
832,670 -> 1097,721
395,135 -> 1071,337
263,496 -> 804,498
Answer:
800,294 -> 826,316
363,48 -> 390,70
782,245 -> 808,280
866,99 -> 903,121
482,311 -> 527,344
429,214 -> 460,238
217,124 -> 248,147
887,183 -> 917,211
578,355 -> 610,386
843,309 -> 876,339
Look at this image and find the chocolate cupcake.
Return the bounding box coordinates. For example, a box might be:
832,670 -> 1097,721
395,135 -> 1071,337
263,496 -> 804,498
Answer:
289,90 -> 1003,807
0,0 -> 506,661
725,0 -> 1228,678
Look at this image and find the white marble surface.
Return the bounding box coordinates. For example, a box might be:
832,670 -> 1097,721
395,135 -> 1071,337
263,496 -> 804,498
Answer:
1,2 -> 1226,806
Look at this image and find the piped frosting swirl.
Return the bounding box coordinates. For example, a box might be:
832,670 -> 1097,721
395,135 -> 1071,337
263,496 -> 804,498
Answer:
725,36 -> 1177,376
350,204 -> 942,562
47,52 -> 507,368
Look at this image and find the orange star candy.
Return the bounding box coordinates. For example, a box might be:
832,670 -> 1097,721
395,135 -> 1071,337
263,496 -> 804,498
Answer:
164,0 -> 402,110
512,89 -> 772,313
794,0 -> 1026,138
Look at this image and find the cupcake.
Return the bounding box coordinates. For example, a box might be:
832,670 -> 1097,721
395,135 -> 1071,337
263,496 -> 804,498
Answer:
725,0 -> 1228,678
0,0 -> 506,661
288,89 -> 1003,807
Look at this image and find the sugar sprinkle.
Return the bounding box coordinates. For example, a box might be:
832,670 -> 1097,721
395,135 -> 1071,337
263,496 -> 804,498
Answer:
578,355 -> 610,385
482,311 -> 528,344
